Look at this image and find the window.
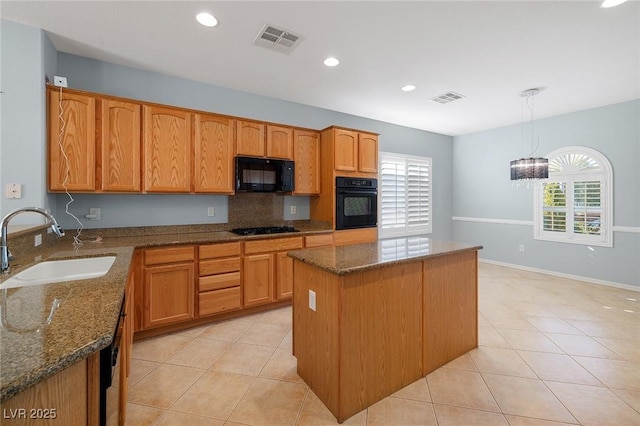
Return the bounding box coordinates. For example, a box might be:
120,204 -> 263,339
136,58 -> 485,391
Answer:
379,152 -> 432,238
534,147 -> 613,247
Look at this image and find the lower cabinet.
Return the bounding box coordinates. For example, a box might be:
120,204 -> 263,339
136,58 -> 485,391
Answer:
198,242 -> 241,316
243,237 -> 303,307
142,246 -> 195,329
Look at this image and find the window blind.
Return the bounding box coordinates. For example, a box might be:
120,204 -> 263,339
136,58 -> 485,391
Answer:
379,153 -> 432,238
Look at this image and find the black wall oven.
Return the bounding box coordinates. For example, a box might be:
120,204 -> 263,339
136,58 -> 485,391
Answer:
335,177 -> 378,230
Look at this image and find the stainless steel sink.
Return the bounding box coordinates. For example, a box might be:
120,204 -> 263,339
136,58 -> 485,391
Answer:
0,256 -> 116,289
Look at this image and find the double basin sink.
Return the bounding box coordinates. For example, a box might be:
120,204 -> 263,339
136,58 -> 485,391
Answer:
0,256 -> 116,290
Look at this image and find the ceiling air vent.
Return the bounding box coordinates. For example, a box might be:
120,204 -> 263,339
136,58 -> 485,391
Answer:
254,24 -> 303,54
429,91 -> 465,104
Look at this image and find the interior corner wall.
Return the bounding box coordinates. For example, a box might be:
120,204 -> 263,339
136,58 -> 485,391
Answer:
0,19 -> 50,224
54,53 -> 454,237
452,100 -> 640,288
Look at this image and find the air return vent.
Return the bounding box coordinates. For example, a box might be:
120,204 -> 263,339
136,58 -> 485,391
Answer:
429,91 -> 465,104
254,24 -> 303,54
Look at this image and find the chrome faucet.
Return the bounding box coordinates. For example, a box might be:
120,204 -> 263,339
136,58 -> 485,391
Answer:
1,207 -> 65,274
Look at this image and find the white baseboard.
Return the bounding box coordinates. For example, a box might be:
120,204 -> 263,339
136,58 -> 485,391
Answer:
479,258 -> 640,292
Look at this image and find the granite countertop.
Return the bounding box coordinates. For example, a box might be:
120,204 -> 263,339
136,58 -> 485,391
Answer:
288,235 -> 483,275
0,222 -> 331,402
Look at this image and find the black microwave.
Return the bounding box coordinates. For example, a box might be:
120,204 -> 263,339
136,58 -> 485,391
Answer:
235,156 -> 295,192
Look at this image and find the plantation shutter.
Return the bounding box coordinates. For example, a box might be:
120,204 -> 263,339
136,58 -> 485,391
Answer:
379,153 -> 432,238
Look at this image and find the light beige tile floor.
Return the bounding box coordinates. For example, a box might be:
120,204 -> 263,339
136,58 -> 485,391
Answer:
126,263 -> 640,425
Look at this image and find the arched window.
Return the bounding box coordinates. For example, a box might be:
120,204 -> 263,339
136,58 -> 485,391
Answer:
534,147 -> 613,247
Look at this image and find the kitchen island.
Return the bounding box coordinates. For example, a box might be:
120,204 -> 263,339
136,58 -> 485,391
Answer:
288,236 -> 482,423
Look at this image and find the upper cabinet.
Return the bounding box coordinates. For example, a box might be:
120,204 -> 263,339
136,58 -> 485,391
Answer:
357,132 -> 378,174
236,120 -> 265,157
293,130 -> 320,195
49,90 -> 96,191
333,129 -> 359,172
142,105 -> 192,192
330,128 -> 378,174
323,127 -> 379,176
97,99 -> 141,192
194,113 -> 235,194
266,125 -> 293,159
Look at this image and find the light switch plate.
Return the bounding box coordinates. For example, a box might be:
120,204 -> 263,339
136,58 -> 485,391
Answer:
309,290 -> 316,311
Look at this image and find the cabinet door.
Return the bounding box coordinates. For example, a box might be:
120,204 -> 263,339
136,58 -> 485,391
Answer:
143,262 -> 195,328
98,99 -> 141,192
243,253 -> 274,307
293,130 -> 320,195
275,251 -> 294,300
49,90 -> 96,191
142,106 -> 192,192
266,125 -> 293,159
236,120 -> 265,157
194,113 -> 235,193
358,133 -> 378,173
334,129 -> 358,172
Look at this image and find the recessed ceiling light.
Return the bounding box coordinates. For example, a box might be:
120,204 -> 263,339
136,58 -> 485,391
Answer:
401,85 -> 416,92
601,0 -> 628,7
323,57 -> 340,67
196,12 -> 218,27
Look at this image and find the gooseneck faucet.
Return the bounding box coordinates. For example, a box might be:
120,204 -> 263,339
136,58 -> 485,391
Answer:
1,207 -> 65,274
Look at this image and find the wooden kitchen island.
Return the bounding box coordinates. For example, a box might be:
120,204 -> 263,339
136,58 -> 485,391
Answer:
288,236 -> 482,423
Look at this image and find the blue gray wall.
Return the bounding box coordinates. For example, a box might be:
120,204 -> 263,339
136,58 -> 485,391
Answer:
53,53 -> 454,238
452,100 -> 640,288
0,20 -> 56,225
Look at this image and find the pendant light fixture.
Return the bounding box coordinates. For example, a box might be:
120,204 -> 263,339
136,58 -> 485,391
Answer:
510,88 -> 548,184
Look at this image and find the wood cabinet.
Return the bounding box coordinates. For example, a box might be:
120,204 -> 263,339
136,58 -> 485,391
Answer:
97,99 -> 141,192
358,132 -> 379,173
243,237 -> 303,306
198,242 -> 241,316
142,246 -> 195,329
311,126 -> 379,228
304,233 -> 334,248
106,269 -> 135,426
331,128 -> 378,174
293,130 -> 320,195
236,120 -> 265,157
142,106 -> 192,192
243,253 -> 274,307
49,90 -> 96,191
194,113 -> 235,193
333,129 -> 359,172
266,125 -> 293,159
333,228 -> 377,246
0,353 -> 100,425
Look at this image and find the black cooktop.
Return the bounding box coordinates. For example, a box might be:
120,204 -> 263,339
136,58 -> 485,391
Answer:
230,226 -> 299,236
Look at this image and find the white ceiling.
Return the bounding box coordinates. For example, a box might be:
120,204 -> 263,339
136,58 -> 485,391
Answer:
2,1 -> 639,136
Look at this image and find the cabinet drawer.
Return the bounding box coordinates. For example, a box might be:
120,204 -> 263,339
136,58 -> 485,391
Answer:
199,287 -> 241,316
144,246 -> 195,265
199,272 -> 240,292
199,242 -> 241,260
305,233 -> 334,248
244,237 -> 304,255
199,257 -> 241,276
333,228 -> 377,246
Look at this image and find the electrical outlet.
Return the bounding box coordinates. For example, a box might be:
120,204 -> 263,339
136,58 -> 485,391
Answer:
34,234 -> 42,247
309,290 -> 316,311
290,205 -> 297,215
207,207 -> 215,217
89,208 -> 101,220
519,244 -> 525,252
53,76 -> 68,88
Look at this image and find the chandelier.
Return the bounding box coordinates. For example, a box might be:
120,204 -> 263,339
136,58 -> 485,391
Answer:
510,88 -> 548,184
